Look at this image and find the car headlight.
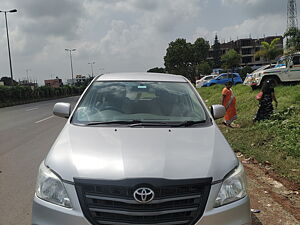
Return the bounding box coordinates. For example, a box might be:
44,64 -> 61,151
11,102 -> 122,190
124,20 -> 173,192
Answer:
35,162 -> 72,208
214,162 -> 247,207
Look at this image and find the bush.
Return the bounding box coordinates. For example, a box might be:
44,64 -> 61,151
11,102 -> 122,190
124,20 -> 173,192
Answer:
0,85 -> 84,107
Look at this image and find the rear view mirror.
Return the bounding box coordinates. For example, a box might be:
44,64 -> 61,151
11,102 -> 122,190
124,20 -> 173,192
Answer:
211,105 -> 226,120
53,102 -> 71,118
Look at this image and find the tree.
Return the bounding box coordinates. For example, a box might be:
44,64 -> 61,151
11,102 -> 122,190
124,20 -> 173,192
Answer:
192,38 -> 210,65
254,38 -> 283,64
164,38 -> 194,80
0,77 -> 18,86
221,49 -> 241,73
212,35 -> 221,68
284,27 -> 300,53
196,62 -> 212,76
164,37 -> 210,82
239,66 -> 253,81
147,67 -> 166,73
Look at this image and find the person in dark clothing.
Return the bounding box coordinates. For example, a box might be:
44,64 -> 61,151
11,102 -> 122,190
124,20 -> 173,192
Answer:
254,80 -> 278,121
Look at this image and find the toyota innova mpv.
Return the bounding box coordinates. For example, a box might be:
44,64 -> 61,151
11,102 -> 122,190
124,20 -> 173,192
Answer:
32,73 -> 251,225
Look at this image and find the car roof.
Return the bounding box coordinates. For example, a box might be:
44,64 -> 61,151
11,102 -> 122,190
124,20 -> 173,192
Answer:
96,72 -> 187,82
218,73 -> 240,76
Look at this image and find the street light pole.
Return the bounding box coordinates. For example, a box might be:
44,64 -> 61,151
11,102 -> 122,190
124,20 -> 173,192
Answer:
26,69 -> 31,83
88,62 -> 95,77
65,48 -> 76,85
0,9 -> 17,86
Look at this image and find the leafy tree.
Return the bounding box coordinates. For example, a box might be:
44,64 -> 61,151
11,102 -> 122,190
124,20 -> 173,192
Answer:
0,77 -> 18,86
147,67 -> 166,73
254,38 -> 283,64
239,66 -> 254,81
164,37 -> 210,82
192,38 -> 210,65
221,49 -> 241,72
284,27 -> 300,53
212,35 -> 221,68
196,61 -> 212,75
164,38 -> 194,80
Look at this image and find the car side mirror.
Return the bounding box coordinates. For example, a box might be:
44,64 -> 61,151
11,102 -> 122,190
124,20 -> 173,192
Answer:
211,105 -> 226,120
53,102 -> 71,118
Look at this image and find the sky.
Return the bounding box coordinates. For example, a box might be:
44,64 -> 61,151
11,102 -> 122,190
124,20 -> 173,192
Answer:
0,0 -> 295,84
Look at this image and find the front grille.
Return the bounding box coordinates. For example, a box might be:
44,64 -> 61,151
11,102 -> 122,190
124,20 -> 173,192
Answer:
74,178 -> 212,225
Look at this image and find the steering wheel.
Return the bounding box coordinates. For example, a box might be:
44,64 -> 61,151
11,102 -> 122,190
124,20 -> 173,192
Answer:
99,106 -> 124,113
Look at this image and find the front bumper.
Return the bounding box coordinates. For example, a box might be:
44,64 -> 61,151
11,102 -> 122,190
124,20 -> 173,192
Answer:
32,182 -> 251,225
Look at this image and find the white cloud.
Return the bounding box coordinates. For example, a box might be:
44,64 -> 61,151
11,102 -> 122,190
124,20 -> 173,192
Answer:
222,0 -> 260,5
0,0 -> 287,83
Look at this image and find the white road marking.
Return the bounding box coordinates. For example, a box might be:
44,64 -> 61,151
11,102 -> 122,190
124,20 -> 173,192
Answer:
25,107 -> 38,112
35,115 -> 54,124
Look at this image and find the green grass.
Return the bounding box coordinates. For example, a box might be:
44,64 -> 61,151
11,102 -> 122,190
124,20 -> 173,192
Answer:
198,84 -> 300,183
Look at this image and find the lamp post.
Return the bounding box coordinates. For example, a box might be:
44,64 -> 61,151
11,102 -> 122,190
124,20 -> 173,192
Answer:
88,62 -> 95,77
65,48 -> 76,85
26,68 -> 31,83
0,9 -> 17,86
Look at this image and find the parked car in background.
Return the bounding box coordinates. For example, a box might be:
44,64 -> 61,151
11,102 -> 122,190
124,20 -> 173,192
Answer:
196,75 -> 217,88
245,53 -> 300,89
202,73 -> 243,87
32,72 -> 251,225
243,64 -> 275,86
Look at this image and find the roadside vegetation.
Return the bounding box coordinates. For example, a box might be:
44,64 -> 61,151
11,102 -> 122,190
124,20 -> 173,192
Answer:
0,85 -> 85,108
198,84 -> 300,183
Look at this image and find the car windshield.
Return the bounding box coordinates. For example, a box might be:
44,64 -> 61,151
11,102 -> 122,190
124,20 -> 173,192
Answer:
71,81 -> 207,125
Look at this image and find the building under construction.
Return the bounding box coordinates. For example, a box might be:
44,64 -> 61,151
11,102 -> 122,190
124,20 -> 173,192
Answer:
208,35 -> 284,68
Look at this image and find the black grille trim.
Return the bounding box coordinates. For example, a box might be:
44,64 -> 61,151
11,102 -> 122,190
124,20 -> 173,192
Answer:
75,178 -> 212,225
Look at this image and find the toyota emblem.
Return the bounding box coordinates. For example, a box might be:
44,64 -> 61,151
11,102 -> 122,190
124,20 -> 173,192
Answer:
133,187 -> 155,203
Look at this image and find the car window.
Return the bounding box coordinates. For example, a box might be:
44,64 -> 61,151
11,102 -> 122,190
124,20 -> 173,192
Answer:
292,56 -> 300,65
72,81 -> 207,125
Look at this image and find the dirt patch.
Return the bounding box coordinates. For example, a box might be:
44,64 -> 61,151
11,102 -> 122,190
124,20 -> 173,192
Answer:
237,153 -> 300,225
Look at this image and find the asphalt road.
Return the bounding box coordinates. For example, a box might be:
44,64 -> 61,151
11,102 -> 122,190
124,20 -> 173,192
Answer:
0,96 -> 79,225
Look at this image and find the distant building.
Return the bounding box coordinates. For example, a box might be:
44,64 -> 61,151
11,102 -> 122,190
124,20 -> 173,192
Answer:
0,81 -> 4,86
208,35 -> 284,68
19,80 -> 38,89
44,78 -> 63,88
67,75 -> 88,85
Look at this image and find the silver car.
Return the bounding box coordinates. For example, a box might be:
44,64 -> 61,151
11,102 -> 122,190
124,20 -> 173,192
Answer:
32,73 -> 251,225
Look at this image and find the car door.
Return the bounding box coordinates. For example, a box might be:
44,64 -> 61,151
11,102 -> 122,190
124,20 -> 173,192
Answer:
289,55 -> 300,81
218,74 -> 229,84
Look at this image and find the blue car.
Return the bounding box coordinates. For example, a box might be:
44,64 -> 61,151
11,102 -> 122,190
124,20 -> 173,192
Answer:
202,73 -> 243,87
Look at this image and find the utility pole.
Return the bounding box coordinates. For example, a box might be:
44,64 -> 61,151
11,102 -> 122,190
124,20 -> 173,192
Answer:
65,48 -> 76,85
26,69 -> 31,83
0,9 -> 17,86
287,0 -> 298,29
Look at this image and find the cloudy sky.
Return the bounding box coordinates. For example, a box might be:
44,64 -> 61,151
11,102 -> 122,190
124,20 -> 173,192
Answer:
0,0 -> 294,83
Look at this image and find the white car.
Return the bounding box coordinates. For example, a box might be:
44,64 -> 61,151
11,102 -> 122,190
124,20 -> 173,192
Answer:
32,73 -> 251,225
196,75 -> 217,88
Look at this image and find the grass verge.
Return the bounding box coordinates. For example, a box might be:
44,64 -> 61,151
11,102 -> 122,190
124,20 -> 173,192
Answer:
198,84 -> 300,183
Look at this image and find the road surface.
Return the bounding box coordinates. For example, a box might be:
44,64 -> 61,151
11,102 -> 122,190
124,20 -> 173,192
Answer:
0,97 -> 79,225
0,97 -> 298,225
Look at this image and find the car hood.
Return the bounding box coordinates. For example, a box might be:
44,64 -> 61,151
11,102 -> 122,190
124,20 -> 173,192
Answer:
45,124 -> 238,182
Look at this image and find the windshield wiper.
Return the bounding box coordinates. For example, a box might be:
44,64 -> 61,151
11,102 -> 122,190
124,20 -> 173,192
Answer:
128,121 -> 170,127
86,120 -> 142,126
172,120 -> 206,127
